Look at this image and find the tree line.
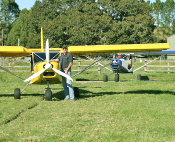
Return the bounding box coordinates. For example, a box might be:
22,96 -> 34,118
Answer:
0,0 -> 175,49
150,0 -> 175,42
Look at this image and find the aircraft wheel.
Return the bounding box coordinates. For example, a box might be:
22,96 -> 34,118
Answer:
137,74 -> 141,80
14,88 -> 21,99
74,87 -> 80,98
115,74 -> 119,82
103,75 -> 108,82
45,89 -> 52,101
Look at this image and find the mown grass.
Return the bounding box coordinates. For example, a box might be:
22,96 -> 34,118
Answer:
1,63 -> 175,141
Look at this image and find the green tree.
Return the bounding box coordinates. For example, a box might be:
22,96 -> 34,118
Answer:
151,0 -> 175,42
173,19 -> 175,34
99,0 -> 154,43
7,0 -> 155,48
8,0 -> 46,48
161,0 -> 175,27
0,0 -> 20,45
6,9 -> 29,46
43,0 -> 118,47
151,0 -> 162,28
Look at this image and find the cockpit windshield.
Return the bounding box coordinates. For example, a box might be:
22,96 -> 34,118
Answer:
33,52 -> 60,63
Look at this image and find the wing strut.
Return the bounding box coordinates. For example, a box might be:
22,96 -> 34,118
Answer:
0,65 -> 24,81
133,56 -> 162,73
71,58 -> 105,78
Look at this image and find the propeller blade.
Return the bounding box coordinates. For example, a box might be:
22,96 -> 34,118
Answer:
24,69 -> 46,82
52,68 -> 73,82
46,39 -> 49,64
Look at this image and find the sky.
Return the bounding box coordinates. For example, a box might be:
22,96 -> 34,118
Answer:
15,0 -> 39,10
15,0 -> 167,10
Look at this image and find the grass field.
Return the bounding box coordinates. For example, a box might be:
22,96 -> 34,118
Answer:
1,68 -> 175,141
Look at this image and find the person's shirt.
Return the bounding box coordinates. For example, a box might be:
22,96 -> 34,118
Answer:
59,52 -> 73,71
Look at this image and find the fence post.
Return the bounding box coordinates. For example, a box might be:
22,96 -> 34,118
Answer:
144,60 -> 147,72
9,62 -> 11,71
78,60 -> 81,71
168,61 -> 170,74
98,62 -> 101,74
0,58 -> 1,66
0,57 -> 4,66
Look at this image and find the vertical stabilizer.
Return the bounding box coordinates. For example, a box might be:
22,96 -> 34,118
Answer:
41,27 -> 44,51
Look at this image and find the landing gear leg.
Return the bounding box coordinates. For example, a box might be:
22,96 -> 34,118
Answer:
137,74 -> 142,80
45,81 -> 52,101
103,75 -> 108,82
115,73 -> 119,82
103,72 -> 114,82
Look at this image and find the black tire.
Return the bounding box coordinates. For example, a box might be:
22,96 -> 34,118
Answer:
74,87 -> 80,98
103,75 -> 108,82
115,74 -> 119,82
137,74 -> 141,80
14,88 -> 21,99
45,89 -> 52,101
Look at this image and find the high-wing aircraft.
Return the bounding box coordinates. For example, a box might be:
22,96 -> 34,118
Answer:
102,53 -> 133,82
101,49 -> 175,82
0,28 -> 170,100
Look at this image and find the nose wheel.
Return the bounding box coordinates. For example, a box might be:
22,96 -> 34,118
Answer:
115,74 -> 119,82
45,81 -> 52,101
45,88 -> 52,101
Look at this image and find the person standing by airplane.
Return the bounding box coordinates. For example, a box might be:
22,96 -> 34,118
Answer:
60,46 -> 75,100
52,46 -> 75,100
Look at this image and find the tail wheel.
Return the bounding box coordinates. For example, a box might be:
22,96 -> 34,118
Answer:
14,88 -> 21,99
45,89 -> 52,101
103,75 -> 108,82
74,87 -> 80,98
115,74 -> 119,82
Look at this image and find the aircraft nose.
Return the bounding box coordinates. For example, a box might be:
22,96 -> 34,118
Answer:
43,64 -> 53,69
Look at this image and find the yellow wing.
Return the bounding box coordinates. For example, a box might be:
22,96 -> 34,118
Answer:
0,46 -> 32,57
66,43 -> 170,55
0,46 -> 61,57
0,43 -> 170,57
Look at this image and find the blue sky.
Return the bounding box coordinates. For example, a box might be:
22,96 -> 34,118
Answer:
15,0 -> 39,10
15,0 -> 166,10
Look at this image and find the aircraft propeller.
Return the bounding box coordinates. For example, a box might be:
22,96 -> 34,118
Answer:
24,39 -> 73,83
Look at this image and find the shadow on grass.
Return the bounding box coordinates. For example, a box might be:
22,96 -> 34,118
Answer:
52,91 -> 65,100
76,89 -> 175,99
51,88 -> 121,100
52,87 -> 104,101
62,89 -> 175,100
76,78 -> 90,81
124,90 -> 175,95
1,89 -> 174,100
0,93 -> 43,98
79,90 -> 122,99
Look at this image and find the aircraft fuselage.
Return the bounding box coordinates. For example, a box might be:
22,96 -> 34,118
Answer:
31,61 -> 62,84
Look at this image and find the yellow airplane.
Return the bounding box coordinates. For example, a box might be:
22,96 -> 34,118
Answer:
0,28 -> 170,100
